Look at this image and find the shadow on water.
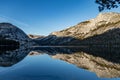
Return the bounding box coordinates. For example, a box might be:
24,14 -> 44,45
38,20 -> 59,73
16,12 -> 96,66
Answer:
31,46 -> 120,78
0,45 -> 19,51
0,28 -> 120,79
0,46 -> 120,78
31,46 -> 120,63
31,28 -> 120,64
0,45 -> 120,67
0,28 -> 119,66
0,46 -> 30,67
0,38 -> 19,51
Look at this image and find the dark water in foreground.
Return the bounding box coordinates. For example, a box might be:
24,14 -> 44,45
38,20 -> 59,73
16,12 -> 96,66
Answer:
0,46 -> 120,80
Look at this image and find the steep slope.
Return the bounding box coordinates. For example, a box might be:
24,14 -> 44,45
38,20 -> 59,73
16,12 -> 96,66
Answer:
33,12 -> 120,45
0,23 -> 35,47
51,12 -> 120,39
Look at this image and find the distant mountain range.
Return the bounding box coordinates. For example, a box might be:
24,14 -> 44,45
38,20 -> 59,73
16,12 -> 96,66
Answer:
30,12 -> 120,46
0,12 -> 120,46
0,12 -> 120,78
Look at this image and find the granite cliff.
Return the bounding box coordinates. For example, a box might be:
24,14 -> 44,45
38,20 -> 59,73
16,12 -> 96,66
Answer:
32,12 -> 120,45
0,23 -> 35,47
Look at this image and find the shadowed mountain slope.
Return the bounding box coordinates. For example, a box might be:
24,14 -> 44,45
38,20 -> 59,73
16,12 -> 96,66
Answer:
31,12 -> 120,46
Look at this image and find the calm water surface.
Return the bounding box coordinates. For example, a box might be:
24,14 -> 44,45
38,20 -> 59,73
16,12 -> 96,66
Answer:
0,46 -> 119,80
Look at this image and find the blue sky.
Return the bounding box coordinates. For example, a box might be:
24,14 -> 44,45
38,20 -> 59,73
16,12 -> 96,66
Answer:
0,0 -> 119,35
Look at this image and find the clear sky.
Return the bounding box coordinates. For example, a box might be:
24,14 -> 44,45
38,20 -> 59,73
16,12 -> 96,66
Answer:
0,0 -> 119,35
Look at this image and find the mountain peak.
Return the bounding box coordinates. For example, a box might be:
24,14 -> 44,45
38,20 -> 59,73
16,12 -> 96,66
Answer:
98,12 -> 120,17
95,12 -> 120,23
50,12 -> 120,39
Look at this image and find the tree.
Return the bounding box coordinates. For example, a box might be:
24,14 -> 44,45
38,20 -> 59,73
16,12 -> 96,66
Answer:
95,0 -> 120,11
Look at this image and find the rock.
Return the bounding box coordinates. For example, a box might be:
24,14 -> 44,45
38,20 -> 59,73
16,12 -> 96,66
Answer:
51,12 -> 120,39
0,23 -> 35,47
28,34 -> 45,39
32,12 -> 120,45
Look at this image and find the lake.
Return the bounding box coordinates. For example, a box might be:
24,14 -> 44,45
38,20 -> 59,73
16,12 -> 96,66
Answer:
0,46 -> 120,80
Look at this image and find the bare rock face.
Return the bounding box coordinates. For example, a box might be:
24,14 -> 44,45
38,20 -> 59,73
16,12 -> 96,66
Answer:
32,12 -> 120,45
28,34 -> 45,39
0,23 -> 34,46
51,12 -> 120,39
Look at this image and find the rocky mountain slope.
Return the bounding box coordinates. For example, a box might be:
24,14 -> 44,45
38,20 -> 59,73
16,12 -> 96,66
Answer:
0,23 -> 35,47
28,34 -> 45,39
33,12 -> 120,45
1,12 -> 120,46
51,12 -> 120,39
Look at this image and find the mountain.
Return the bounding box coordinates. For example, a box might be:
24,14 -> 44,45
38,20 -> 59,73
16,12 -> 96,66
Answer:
51,12 -> 120,39
28,34 -> 45,39
32,12 -> 120,45
1,12 -> 120,46
0,23 -> 35,47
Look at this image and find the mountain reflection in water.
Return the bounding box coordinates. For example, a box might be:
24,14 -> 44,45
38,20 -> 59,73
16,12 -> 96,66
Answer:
0,46 -> 120,80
